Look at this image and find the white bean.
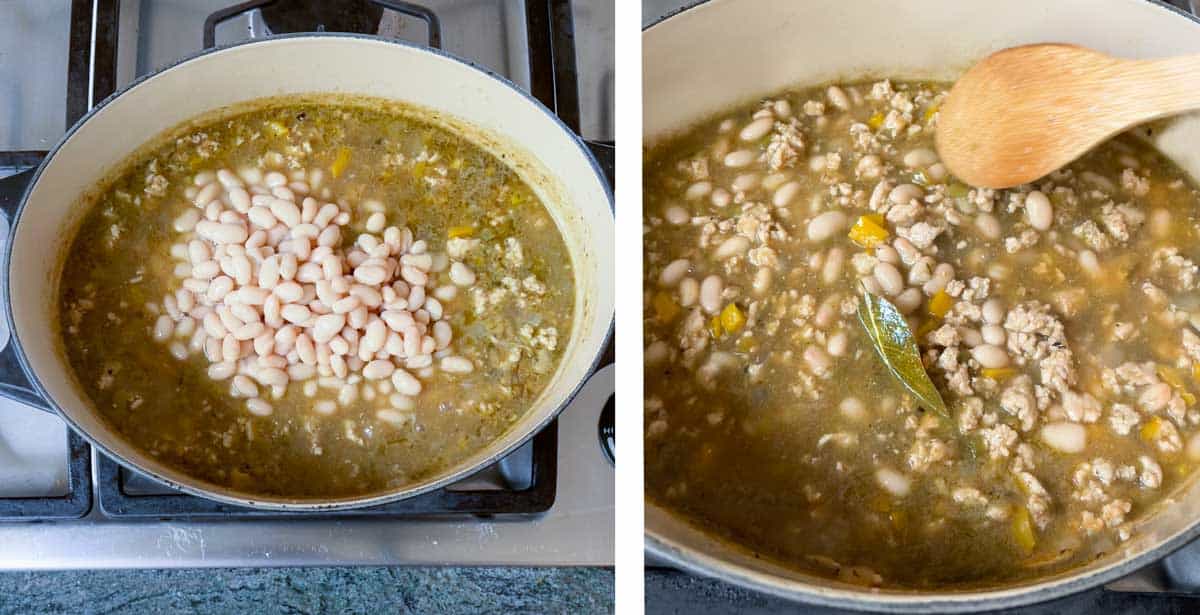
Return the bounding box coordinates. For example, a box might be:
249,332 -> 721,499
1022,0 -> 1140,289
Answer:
773,181 -> 801,207
888,183 -> 924,205
232,375 -> 259,398
827,331 -> 848,357
807,211 -> 848,241
894,288 -> 922,314
714,236 -> 750,260
196,221 -> 248,244
173,209 -> 201,232
193,182 -> 221,207
873,262 -> 904,296
246,398 -> 273,416
312,313 -> 347,343
678,277 -> 699,307
874,245 -> 900,266
982,299 -> 1005,325
723,149 -> 756,168
441,356 -> 474,374
804,345 -> 832,376
1041,422 -> 1086,453
363,359 -> 396,380
875,468 -> 911,497
971,344 -> 1010,368
739,117 -> 774,142
391,368 -> 422,396
826,85 -> 851,110
975,213 -> 1000,240
664,205 -> 689,225
1025,190 -> 1054,231
699,275 -> 724,314
208,362 -> 236,380
903,148 -> 938,169
822,248 -> 845,285
982,324 -> 1006,346
153,315 -> 174,342
710,189 -> 731,208
449,262 -> 476,287
685,181 -> 712,200
839,396 -> 866,421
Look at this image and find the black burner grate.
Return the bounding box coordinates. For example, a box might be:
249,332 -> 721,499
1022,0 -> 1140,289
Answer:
97,423 -> 557,518
0,0 -> 611,521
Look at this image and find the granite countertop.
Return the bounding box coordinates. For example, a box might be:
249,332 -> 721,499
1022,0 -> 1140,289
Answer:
0,567 -> 613,614
646,569 -> 1200,614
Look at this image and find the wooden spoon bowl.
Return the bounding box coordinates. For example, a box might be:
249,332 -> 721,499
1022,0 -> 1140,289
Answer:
936,44 -> 1200,189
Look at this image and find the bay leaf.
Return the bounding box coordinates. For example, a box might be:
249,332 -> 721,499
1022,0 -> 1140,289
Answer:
857,286 -> 950,421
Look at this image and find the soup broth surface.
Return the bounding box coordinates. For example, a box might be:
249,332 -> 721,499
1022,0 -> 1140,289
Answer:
58,97 -> 573,498
644,80 -> 1200,586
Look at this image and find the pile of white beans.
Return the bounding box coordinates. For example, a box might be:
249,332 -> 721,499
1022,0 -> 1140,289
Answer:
153,165 -> 477,420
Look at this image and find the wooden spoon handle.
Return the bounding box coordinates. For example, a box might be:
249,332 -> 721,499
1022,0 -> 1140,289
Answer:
1110,55 -> 1200,121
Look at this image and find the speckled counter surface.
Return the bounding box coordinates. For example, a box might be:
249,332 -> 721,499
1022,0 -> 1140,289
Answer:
645,569 -> 1200,614
0,567 -> 613,614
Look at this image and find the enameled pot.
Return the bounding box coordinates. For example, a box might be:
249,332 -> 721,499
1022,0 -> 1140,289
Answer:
0,34 -> 613,511
644,0 -> 1200,610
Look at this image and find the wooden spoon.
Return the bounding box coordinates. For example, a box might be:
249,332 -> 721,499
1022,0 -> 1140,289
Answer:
935,44 -> 1200,189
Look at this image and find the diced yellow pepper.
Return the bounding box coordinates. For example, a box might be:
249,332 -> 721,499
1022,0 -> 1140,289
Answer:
1159,365 -> 1185,389
981,367 -> 1018,381
848,215 -> 891,249
448,225 -> 476,239
331,146 -> 352,178
927,290 -> 954,318
923,104 -> 940,123
264,120 -> 289,136
864,213 -> 886,226
653,292 -> 680,323
1192,362 -> 1200,383
1158,365 -> 1196,405
720,303 -> 746,335
1011,506 -> 1037,551
709,315 -> 724,339
868,112 -> 885,130
1141,416 -> 1163,442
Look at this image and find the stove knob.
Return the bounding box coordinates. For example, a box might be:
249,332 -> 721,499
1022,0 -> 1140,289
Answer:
598,394 -> 614,465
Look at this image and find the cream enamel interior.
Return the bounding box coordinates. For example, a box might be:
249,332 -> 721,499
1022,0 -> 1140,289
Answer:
645,0 -> 1200,609
12,35 -> 613,508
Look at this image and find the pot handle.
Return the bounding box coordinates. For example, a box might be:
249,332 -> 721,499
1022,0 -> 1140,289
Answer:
583,140 -> 615,189
0,170 -> 52,413
203,1 -> 442,49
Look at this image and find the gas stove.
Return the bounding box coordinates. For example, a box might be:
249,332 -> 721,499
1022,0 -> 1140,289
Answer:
0,0 -> 613,569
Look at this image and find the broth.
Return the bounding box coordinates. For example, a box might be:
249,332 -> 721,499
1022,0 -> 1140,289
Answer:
58,97 -> 573,498
644,80 -> 1200,586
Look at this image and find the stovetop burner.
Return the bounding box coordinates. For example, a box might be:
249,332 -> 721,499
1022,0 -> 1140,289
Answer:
0,0 -> 612,533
